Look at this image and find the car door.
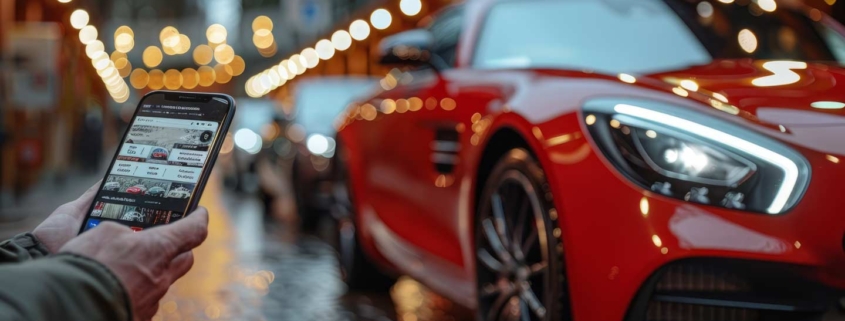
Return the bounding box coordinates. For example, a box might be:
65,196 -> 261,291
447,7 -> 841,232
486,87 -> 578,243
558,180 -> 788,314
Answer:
359,7 -> 472,276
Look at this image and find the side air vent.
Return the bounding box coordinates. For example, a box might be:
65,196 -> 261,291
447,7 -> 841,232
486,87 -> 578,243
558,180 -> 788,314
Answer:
431,128 -> 460,173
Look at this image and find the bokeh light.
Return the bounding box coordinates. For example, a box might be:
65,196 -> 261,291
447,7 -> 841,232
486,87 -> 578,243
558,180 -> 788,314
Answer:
148,69 -> 165,89
400,0 -> 422,16
252,16 -> 273,32
159,26 -> 180,48
70,10 -> 89,29
253,29 -> 274,49
114,25 -> 134,38
230,56 -> 246,76
164,69 -> 183,90
129,69 -> 149,89
176,34 -> 191,54
193,44 -> 213,65
142,46 -> 163,68
349,20 -> 370,41
182,68 -> 199,89
115,33 -> 134,53
301,48 -> 319,69
78,25 -> 98,44
331,30 -> 352,51
206,24 -> 227,44
85,40 -> 105,59
214,44 -> 235,64
370,9 -> 392,30
738,29 -> 758,53
214,64 -> 233,84
316,39 -> 335,60
198,66 -> 216,87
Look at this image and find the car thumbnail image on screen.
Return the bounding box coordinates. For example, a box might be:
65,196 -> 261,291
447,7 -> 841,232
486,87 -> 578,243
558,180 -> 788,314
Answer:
103,175 -> 196,199
119,125 -> 215,167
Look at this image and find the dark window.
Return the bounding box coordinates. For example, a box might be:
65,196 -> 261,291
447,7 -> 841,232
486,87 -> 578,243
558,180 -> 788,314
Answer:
426,6 -> 465,68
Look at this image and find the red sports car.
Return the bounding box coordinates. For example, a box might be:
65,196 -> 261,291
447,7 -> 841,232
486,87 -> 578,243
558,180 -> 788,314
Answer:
331,1 -> 845,320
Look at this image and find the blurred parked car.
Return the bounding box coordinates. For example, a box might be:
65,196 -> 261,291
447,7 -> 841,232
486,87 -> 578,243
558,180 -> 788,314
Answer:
222,97 -> 286,193
125,185 -> 147,195
331,1 -> 845,321
147,186 -> 166,197
289,77 -> 377,229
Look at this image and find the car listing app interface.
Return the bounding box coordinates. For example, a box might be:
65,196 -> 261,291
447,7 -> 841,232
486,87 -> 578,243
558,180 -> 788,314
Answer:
84,100 -> 226,232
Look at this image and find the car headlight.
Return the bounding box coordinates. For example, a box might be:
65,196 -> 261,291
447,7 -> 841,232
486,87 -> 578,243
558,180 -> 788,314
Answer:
583,98 -> 810,214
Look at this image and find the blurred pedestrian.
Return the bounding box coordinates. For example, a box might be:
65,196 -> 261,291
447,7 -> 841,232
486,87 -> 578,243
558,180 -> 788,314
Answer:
0,182 -> 209,321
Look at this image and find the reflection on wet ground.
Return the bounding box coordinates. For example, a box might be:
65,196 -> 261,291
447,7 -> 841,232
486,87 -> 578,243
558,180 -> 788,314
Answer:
152,172 -> 473,321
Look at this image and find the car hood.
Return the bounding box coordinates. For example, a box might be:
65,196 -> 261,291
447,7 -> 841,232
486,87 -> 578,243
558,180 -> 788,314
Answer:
643,59 -> 845,128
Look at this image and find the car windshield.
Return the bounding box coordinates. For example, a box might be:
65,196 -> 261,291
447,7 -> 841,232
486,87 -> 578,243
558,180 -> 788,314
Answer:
473,0 -> 845,74
294,78 -> 377,135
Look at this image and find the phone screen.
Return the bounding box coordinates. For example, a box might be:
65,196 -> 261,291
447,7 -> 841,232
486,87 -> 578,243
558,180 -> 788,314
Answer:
80,92 -> 233,233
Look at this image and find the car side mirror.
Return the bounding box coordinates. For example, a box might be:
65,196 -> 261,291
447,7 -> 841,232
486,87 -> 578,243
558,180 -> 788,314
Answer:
377,29 -> 448,71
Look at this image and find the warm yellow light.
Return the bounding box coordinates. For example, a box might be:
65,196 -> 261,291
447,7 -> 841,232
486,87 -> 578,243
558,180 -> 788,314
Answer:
164,69 -> 183,90
274,64 -> 289,81
214,44 -> 235,64
230,55 -> 246,76
253,29 -> 274,49
214,64 -> 233,84
756,0 -> 776,12
115,33 -> 134,53
116,58 -> 131,78
148,69 -> 165,89
680,79 -> 699,92
672,87 -> 689,97
197,66 -> 216,87
301,48 -> 319,69
286,59 -> 299,76
291,54 -> 306,75
91,52 -> 110,70
718,0 -> 734,2
159,26 -> 180,47
652,235 -> 662,247
206,24 -> 227,44
825,0 -> 837,4
349,20 -> 370,41
85,40 -> 105,59
252,16 -> 274,32
257,43 -> 278,57
280,60 -> 295,80
129,69 -> 149,89
400,0 -> 422,16
110,51 -> 126,62
440,98 -> 457,111
640,197 -> 649,216
408,97 -> 423,111
361,103 -> 378,121
114,25 -> 134,38
370,9 -> 392,30
267,69 -> 281,87
827,155 -> 840,163
738,29 -> 758,53
181,68 -> 199,89
618,73 -> 636,84
315,39 -> 335,60
58,0 -> 72,3
162,44 -> 178,56
193,44 -> 213,65
142,46 -> 163,68
331,30 -> 352,51
585,114 -> 596,125
610,119 -> 621,128
70,10 -> 89,29
713,92 -> 728,103
79,25 -> 98,44
176,34 -> 191,54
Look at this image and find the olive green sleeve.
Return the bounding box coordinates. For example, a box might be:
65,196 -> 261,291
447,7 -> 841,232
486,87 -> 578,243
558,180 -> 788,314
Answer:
0,253 -> 132,321
0,233 -> 50,263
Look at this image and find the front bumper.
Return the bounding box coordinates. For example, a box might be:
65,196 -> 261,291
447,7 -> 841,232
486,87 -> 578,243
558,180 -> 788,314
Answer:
541,119 -> 845,321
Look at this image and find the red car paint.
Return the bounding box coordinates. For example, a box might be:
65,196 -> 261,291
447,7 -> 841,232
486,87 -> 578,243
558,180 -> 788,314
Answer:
336,1 -> 845,320
125,186 -> 145,195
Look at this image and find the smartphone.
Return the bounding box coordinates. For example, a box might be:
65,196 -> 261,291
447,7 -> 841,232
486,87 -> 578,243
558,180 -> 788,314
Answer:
79,91 -> 236,234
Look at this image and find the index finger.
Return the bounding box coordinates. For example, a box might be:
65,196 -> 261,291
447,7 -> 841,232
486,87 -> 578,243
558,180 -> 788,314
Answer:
146,207 -> 209,258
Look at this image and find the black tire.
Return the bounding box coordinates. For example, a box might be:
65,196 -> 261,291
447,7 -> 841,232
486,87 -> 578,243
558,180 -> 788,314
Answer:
328,142 -> 394,291
475,148 -> 571,321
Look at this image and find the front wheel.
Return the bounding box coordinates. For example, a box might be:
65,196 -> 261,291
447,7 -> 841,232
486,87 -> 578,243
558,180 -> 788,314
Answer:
475,149 -> 571,321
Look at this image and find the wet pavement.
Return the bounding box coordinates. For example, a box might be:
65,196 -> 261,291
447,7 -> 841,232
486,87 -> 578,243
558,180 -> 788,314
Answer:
0,165 -> 471,321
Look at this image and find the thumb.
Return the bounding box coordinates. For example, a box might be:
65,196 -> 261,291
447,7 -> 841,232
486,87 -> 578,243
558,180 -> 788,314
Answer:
146,207 -> 209,259
68,180 -> 103,214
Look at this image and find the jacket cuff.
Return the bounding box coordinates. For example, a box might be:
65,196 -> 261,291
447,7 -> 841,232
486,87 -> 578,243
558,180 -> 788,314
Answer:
12,233 -> 50,256
54,253 -> 134,319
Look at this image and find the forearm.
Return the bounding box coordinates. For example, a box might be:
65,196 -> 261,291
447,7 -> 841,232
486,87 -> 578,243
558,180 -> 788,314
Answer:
0,254 -> 131,321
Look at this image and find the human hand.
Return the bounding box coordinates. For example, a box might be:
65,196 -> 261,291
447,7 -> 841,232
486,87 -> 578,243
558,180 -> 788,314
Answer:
60,207 -> 209,321
33,181 -> 101,253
